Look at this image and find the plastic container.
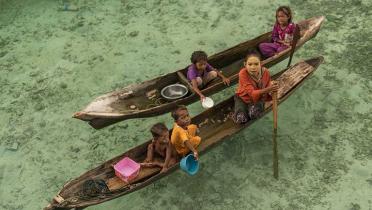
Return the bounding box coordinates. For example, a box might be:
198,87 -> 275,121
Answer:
114,157 -> 141,182
180,154 -> 199,176
201,97 -> 214,109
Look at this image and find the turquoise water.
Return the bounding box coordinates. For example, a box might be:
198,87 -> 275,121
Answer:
0,0 -> 371,209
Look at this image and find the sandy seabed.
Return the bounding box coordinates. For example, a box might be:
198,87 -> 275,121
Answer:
0,0 -> 371,209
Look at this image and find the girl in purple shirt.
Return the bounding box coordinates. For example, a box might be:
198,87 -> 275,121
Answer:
259,6 -> 295,58
187,51 -> 230,101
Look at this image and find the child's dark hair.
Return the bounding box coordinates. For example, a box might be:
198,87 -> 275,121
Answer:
150,123 -> 168,139
245,50 -> 262,61
190,51 -> 208,64
171,105 -> 188,121
276,6 -> 292,23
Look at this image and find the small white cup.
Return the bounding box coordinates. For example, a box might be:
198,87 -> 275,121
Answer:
201,97 -> 214,109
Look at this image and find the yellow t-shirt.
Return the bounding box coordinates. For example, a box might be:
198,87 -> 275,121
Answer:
170,123 -> 201,156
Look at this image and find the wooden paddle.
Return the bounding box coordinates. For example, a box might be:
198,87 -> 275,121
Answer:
272,89 -> 279,179
287,24 -> 301,68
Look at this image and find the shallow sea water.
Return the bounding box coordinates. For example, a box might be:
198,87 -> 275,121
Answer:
0,0 -> 371,209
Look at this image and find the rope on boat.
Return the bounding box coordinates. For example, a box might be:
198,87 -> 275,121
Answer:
145,97 -> 166,109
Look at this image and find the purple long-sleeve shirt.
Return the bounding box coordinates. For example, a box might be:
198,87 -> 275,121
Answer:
271,22 -> 295,43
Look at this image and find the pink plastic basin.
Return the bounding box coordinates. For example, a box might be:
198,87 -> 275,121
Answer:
114,157 -> 140,182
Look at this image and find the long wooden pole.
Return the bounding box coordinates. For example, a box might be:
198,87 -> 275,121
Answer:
272,90 -> 279,179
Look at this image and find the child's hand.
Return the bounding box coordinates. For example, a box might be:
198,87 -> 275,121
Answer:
270,81 -> 279,92
200,94 -> 206,102
222,77 -> 230,86
193,151 -> 199,160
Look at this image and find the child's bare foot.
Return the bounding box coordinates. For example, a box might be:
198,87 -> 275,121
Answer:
160,167 -> 168,173
153,161 -> 164,167
143,158 -> 152,163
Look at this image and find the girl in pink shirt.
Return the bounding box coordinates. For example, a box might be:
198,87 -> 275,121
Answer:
259,6 -> 295,58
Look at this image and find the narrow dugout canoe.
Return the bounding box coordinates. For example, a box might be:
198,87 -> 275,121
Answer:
45,56 -> 324,210
74,16 -> 325,129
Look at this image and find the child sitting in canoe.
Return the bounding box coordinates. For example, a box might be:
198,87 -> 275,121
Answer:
187,51 -> 230,102
142,123 -> 178,173
234,51 -> 279,124
259,6 -> 295,58
170,105 -> 201,160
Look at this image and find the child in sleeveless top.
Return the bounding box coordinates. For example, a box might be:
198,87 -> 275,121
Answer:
142,123 -> 178,173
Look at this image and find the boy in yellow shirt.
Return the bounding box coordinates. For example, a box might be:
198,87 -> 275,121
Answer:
170,105 -> 201,160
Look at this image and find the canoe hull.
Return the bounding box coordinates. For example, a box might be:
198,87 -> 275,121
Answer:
74,16 -> 325,129
45,56 -> 324,210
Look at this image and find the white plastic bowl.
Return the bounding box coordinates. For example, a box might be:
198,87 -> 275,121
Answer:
201,97 -> 214,109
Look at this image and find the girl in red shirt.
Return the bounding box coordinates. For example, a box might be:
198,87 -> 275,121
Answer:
234,52 -> 279,124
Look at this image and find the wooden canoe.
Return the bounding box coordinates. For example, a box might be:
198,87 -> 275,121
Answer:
45,56 -> 324,210
73,16 -> 325,129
